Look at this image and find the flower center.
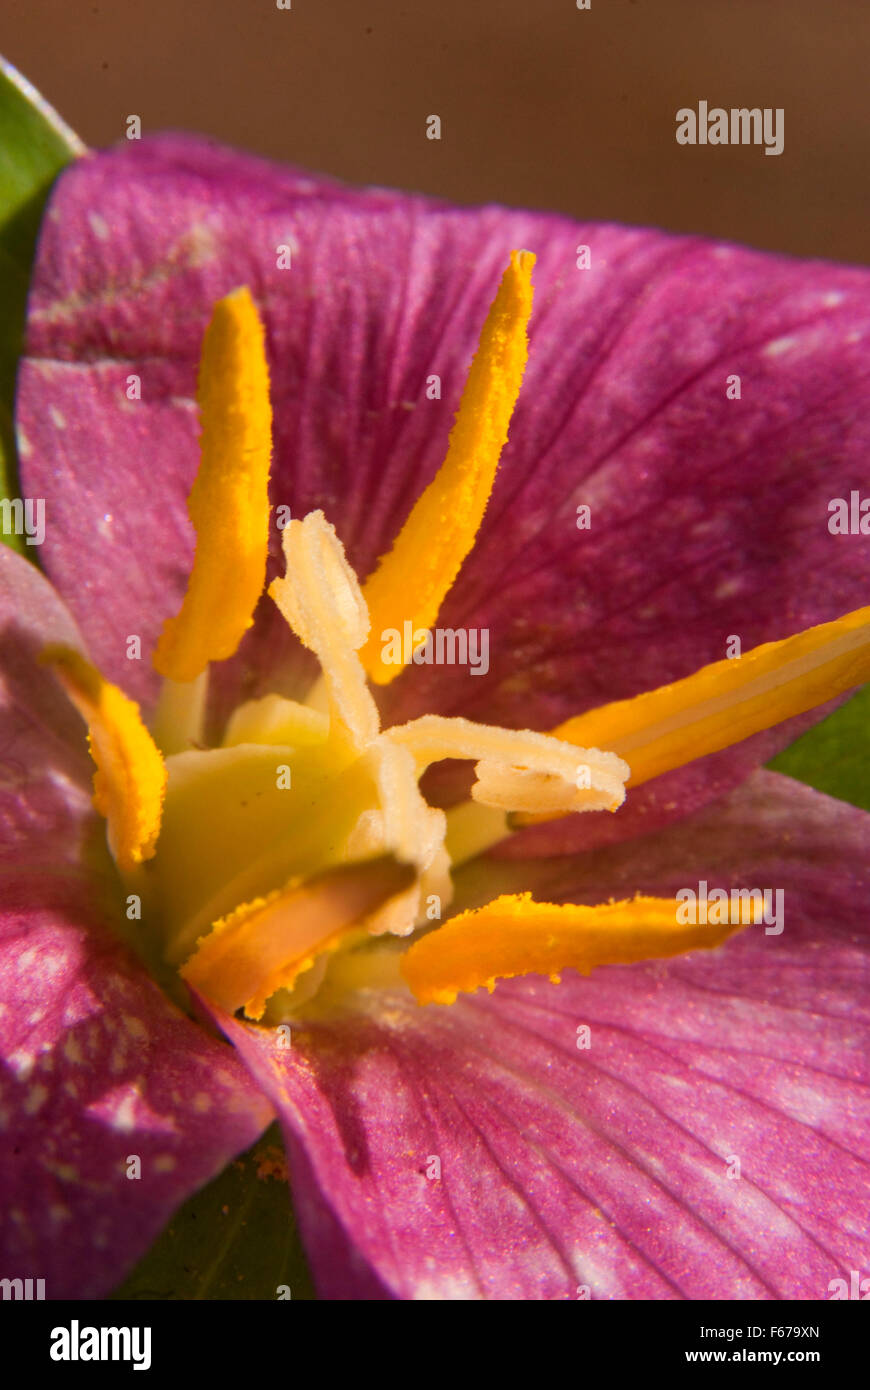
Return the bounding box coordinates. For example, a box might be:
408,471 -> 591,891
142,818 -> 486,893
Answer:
162,507 -> 630,1018
42,263 -> 870,1025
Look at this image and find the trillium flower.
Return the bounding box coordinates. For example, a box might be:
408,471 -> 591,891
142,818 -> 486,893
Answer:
3,132 -> 870,1301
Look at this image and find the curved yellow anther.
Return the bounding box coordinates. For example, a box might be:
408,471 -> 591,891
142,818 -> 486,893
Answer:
181,856 -> 414,1020
360,250 -> 535,684
401,892 -> 745,1006
42,645 -> 167,872
153,286 -> 273,683
517,603 -> 870,824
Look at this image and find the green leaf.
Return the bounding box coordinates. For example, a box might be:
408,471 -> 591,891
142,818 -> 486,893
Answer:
767,684 -> 870,811
111,1123 -> 317,1300
0,57 -> 83,552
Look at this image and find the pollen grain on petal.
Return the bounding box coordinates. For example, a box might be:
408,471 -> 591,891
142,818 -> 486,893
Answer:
153,286 -> 273,683
401,892 -> 742,1006
42,644 -> 167,872
360,250 -> 535,685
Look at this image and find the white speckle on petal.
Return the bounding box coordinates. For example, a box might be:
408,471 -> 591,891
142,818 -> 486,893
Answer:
572,1251 -> 626,1300
9,1051 -> 35,1080
111,1094 -> 138,1133
775,1077 -> 836,1127
733,1183 -> 799,1239
713,576 -> 745,600
88,212 -> 111,241
764,336 -> 798,358
412,1273 -> 476,1301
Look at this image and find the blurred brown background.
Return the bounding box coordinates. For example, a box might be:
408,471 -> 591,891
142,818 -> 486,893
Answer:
1,0 -> 867,262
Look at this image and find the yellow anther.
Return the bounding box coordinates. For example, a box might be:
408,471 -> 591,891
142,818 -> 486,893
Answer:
401,892 -> 745,1006
153,287 -> 273,683
42,645 -> 167,872
181,857 -> 415,1019
360,250 -> 535,684
517,603 -> 870,823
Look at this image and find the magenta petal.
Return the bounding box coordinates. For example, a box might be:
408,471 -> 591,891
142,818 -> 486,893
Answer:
208,772 -> 869,1299
0,546 -> 96,872
18,135 -> 870,752
0,894 -> 274,1298
0,549 -> 273,1297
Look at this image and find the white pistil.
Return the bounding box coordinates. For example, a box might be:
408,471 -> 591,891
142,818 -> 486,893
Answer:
259,509 -> 630,948
385,714 -> 630,814
270,512 -> 379,752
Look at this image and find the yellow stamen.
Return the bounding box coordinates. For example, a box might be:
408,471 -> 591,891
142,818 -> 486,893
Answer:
360,250 -> 535,684
401,892 -> 746,1006
42,645 -> 167,872
153,287 -> 273,683
181,857 -> 414,1020
517,604 -> 870,823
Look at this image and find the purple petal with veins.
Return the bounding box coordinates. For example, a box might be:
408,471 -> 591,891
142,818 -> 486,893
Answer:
206,771 -> 870,1299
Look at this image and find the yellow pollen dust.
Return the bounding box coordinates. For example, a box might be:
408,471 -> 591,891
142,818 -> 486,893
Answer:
153,286 -> 273,683
42,645 -> 167,872
401,892 -> 748,1006
360,250 -> 535,685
